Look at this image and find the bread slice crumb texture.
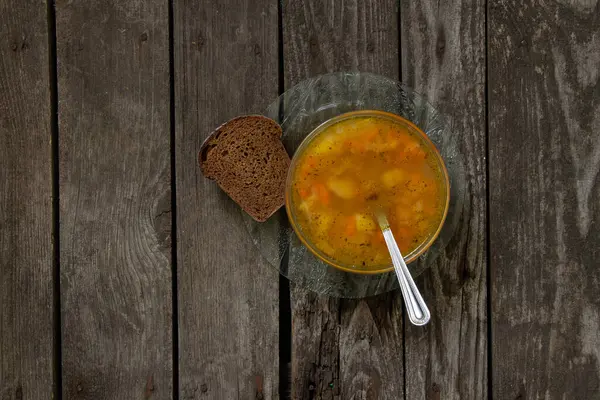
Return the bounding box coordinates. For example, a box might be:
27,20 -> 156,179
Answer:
199,115 -> 290,222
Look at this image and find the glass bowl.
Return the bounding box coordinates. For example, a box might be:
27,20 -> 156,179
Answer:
241,72 -> 466,298
284,110 -> 451,274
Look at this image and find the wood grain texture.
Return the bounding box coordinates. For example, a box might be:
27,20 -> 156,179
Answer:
489,1 -> 600,398
0,1 -> 54,399
282,1 -> 403,398
400,0 -> 488,399
173,1 -> 280,398
56,1 -> 172,398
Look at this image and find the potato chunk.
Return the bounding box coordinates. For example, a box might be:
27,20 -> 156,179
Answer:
355,213 -> 377,233
312,134 -> 340,155
327,178 -> 357,199
382,168 -> 407,189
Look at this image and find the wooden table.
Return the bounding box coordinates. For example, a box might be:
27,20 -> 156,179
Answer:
1,0 -> 599,399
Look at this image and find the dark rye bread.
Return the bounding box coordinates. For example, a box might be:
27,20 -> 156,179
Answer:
199,115 -> 291,222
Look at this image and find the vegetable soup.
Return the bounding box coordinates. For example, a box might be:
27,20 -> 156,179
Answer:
286,111 -> 449,272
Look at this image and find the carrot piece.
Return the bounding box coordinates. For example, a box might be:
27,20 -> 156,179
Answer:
344,139 -> 366,153
405,140 -> 426,160
395,227 -> 410,239
373,230 -> 384,244
353,141 -> 366,153
411,148 -> 426,160
363,128 -> 379,142
344,216 -> 357,237
386,130 -> 397,143
298,186 -> 310,199
313,183 -> 330,205
396,239 -> 410,254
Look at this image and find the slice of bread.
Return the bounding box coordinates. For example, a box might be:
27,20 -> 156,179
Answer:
199,115 -> 291,222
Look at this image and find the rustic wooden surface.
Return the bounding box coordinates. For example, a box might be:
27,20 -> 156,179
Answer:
56,0 -> 173,398
1,0 -> 600,398
0,1 -> 54,399
282,1 -> 404,398
401,0 -> 488,399
489,1 -> 600,399
173,1 -> 280,398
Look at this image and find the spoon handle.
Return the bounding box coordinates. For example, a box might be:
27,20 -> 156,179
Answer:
381,227 -> 431,326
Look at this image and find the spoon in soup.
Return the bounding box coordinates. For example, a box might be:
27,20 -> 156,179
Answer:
376,211 -> 430,326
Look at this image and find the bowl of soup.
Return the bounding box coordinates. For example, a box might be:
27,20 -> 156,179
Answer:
285,110 -> 450,274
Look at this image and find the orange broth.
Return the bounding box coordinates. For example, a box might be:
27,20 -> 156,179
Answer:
289,112 -> 448,271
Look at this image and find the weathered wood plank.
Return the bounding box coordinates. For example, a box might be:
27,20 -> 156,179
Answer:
401,0 -> 488,398
0,1 -> 54,399
56,1 -> 172,398
489,1 -> 600,398
173,1 -> 280,398
282,1 -> 403,398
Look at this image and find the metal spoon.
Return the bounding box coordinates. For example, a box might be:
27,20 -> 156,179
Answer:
376,212 -> 430,326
